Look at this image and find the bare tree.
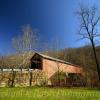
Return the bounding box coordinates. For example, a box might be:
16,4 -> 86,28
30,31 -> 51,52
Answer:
43,39 -> 66,86
12,24 -> 38,86
77,5 -> 100,80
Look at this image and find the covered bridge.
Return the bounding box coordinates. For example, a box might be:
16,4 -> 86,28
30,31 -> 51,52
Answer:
31,52 -> 83,85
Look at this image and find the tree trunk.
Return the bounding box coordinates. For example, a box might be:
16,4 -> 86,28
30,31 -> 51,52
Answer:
1,68 -> 3,80
29,70 -> 32,86
57,64 -> 60,86
11,69 -> 16,87
91,40 -> 100,80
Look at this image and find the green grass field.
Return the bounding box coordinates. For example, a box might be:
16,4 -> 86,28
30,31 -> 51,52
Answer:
0,87 -> 100,100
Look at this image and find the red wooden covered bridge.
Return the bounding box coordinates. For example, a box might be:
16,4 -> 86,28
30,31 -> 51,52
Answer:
30,52 -> 83,85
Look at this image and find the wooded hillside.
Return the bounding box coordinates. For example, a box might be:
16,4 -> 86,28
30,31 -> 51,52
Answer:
0,45 -> 100,86
44,45 -> 100,82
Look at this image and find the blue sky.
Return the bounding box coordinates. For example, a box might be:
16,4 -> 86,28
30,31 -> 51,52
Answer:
0,0 -> 100,55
